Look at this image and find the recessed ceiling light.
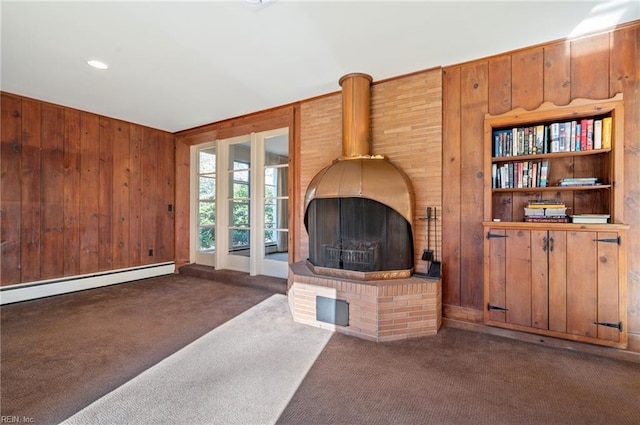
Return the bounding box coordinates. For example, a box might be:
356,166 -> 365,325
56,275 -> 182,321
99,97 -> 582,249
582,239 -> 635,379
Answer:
87,60 -> 109,70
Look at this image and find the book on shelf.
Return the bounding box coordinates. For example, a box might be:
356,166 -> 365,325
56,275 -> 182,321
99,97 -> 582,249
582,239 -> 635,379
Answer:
524,216 -> 570,223
570,121 -> 577,152
524,207 -> 567,216
539,160 -> 549,187
594,119 -> 602,150
586,119 -> 594,150
527,199 -> 565,208
544,207 -> 567,216
535,125 -> 545,154
557,177 -> 598,187
571,214 -> 610,224
602,117 -> 612,149
549,123 -> 560,153
580,118 -> 588,150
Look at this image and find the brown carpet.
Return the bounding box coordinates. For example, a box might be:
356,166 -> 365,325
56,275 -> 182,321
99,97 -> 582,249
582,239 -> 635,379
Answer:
0,273 -> 277,425
277,329 -> 640,425
2,272 -> 639,425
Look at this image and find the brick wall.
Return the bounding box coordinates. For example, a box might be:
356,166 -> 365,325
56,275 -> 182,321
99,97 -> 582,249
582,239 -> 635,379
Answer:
297,69 -> 443,273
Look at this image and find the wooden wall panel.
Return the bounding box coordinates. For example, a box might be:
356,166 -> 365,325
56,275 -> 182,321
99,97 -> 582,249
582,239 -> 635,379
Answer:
129,125 -> 143,266
20,100 -> 42,282
571,33 -> 611,99
1,94 -> 22,285
98,118 -> 114,270
512,48 -> 543,110
158,131 -> 175,262
442,67 -> 462,305
0,93 -> 174,285
63,109 -> 81,276
141,127 -> 159,265
610,26 -> 640,339
174,136 -> 191,269
459,63 -> 487,310
488,56 -> 511,115
112,122 -> 130,270
79,112 -> 100,274
543,41 -> 571,105
40,104 -> 65,279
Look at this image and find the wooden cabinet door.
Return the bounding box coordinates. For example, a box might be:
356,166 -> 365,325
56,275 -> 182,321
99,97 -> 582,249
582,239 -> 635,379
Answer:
565,231 -> 599,338
486,228 -> 507,324
530,229 -> 549,330
485,226 -> 625,348
594,231 -> 624,344
558,230 -> 624,344
486,228 -> 544,329
504,229 -> 533,327
548,230 -> 567,333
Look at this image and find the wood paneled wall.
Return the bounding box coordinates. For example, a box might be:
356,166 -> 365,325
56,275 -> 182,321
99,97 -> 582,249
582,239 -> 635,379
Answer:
0,93 -> 175,286
441,23 -> 640,346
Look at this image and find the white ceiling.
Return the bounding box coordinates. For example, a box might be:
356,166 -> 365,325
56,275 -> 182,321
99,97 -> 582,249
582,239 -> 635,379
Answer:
2,1 -> 638,133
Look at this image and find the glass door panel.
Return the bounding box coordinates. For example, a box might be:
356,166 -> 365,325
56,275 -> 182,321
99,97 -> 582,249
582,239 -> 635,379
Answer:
228,142 -> 251,258
193,145 -> 216,267
260,131 -> 289,277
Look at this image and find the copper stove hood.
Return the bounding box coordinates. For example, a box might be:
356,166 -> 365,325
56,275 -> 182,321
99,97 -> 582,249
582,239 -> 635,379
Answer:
304,73 -> 414,225
304,73 -> 415,279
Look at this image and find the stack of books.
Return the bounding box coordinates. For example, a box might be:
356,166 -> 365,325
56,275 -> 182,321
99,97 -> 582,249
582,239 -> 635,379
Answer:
557,177 -> 598,187
524,200 -> 569,223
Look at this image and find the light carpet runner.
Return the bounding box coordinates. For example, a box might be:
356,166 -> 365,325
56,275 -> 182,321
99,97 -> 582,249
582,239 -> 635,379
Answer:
62,294 -> 332,425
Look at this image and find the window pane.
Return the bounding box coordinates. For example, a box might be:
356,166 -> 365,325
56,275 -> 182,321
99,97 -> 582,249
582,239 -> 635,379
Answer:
264,167 -> 276,185
231,202 -> 249,226
233,182 -> 249,199
199,202 -> 216,225
264,185 -> 276,198
199,148 -> 216,174
233,169 -> 249,182
230,229 -> 250,248
265,135 -> 288,166
198,227 -> 215,251
199,176 -> 216,200
233,160 -> 249,171
279,168 -> 288,195
265,230 -> 288,261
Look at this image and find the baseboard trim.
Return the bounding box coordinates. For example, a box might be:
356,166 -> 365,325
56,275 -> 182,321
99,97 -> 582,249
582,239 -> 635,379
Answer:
443,318 -> 640,363
0,262 -> 175,305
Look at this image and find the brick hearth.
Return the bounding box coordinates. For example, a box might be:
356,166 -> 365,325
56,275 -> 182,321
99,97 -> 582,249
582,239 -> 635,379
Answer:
287,261 -> 441,342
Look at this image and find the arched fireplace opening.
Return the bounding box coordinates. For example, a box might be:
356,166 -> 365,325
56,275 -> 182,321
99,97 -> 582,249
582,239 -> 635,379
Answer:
305,197 -> 413,273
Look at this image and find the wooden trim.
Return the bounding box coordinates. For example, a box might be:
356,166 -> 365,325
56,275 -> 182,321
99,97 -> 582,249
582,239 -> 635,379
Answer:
443,304 -> 483,323
443,318 -> 640,363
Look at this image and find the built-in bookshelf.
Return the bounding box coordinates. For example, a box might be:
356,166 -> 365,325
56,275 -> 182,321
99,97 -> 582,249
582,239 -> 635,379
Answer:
483,94 -> 624,224
481,94 -> 629,349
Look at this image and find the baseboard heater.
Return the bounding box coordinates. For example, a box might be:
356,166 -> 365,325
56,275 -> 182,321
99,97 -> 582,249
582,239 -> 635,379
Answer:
316,296 -> 349,326
0,262 -> 175,305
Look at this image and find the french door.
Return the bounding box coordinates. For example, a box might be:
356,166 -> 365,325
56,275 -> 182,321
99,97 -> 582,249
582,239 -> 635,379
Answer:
191,128 -> 289,278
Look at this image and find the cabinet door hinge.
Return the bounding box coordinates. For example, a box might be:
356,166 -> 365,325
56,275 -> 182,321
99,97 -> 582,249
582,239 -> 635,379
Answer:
487,232 -> 508,239
594,321 -> 623,331
488,304 -> 508,311
593,236 -> 621,245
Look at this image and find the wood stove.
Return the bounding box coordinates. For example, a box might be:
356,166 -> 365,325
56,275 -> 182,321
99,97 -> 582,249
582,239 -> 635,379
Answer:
288,73 -> 441,342
303,73 -> 415,280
